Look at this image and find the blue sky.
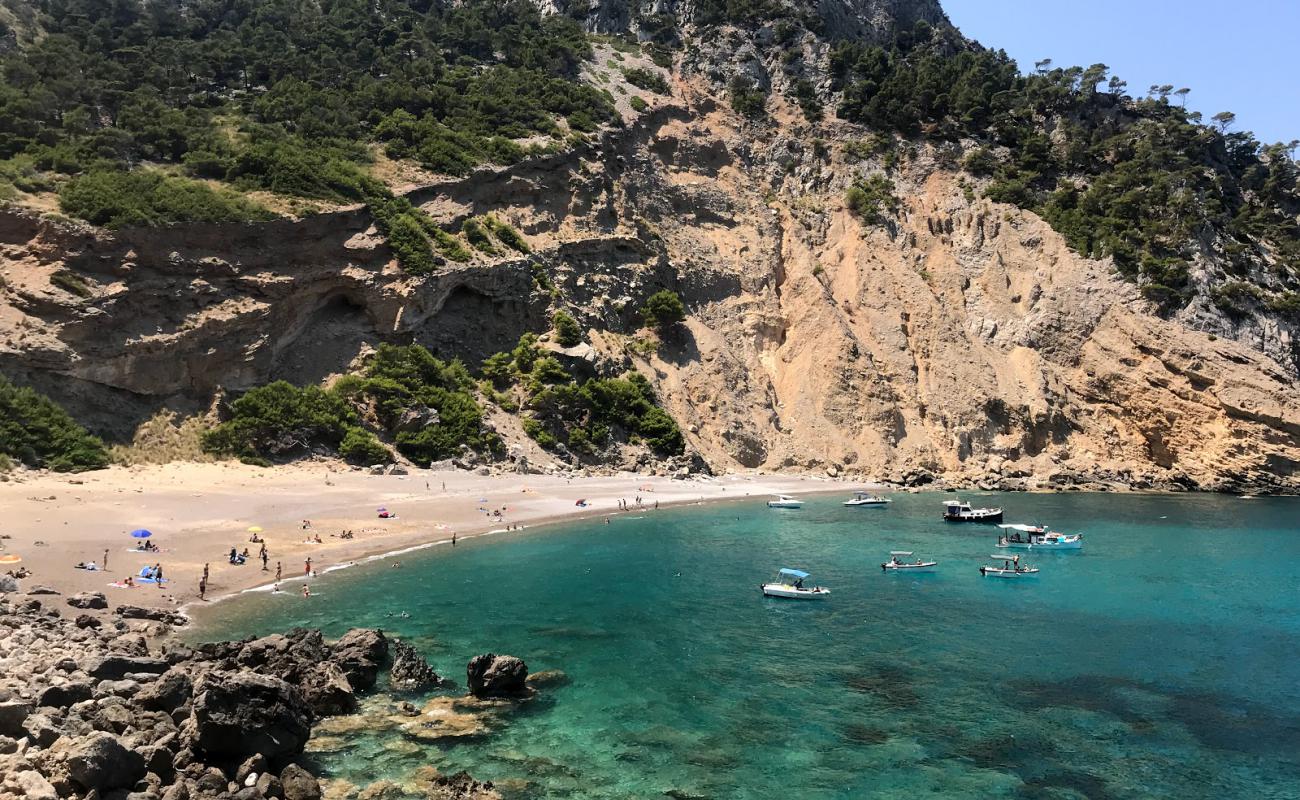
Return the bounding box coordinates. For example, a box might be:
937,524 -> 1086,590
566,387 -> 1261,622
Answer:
940,0 -> 1299,145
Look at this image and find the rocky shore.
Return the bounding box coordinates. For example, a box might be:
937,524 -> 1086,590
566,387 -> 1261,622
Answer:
0,596 -> 522,800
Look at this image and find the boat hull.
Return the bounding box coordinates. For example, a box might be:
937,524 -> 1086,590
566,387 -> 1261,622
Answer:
943,510 -> 1003,523
979,567 -> 1039,578
767,502 -> 804,509
995,540 -> 1082,550
881,562 -> 937,572
845,500 -> 890,507
761,584 -> 830,599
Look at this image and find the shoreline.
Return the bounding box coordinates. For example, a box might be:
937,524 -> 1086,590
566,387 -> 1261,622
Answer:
0,460 -> 847,625
186,482 -> 846,616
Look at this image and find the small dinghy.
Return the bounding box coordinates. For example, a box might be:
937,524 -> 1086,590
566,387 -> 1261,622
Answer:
761,568 -> 830,599
767,495 -> 804,509
942,498 -> 1003,523
980,555 -> 1039,578
844,492 -> 891,507
881,551 -> 937,572
996,524 -> 1083,550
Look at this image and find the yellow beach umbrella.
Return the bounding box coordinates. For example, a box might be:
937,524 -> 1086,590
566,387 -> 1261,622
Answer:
247,526 -> 263,533
0,554 -> 21,564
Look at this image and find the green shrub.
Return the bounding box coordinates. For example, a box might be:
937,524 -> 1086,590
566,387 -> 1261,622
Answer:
845,175 -> 899,224
59,170 -> 276,228
521,417 -> 557,448
553,310 -> 582,347
0,376 -> 109,472
641,290 -> 686,330
339,426 -> 391,465
629,96 -> 649,113
50,270 -> 93,298
202,381 -> 355,460
623,67 -> 670,95
462,218 -> 498,255
962,147 -> 997,177
483,216 -> 530,253
729,77 -> 767,118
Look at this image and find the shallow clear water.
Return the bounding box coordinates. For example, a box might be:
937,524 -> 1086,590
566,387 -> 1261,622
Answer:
199,492 -> 1300,799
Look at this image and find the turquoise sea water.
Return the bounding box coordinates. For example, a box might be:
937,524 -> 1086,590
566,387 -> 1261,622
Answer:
198,492 -> 1300,799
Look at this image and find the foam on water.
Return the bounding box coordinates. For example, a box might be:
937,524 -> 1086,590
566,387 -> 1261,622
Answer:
197,492 -> 1300,799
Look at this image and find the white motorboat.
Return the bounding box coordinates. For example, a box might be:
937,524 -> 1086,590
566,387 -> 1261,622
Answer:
942,498 -> 1003,523
767,495 -> 804,509
995,523 -> 1083,550
980,555 -> 1039,578
881,551 -> 937,572
760,568 -> 830,599
844,492 -> 891,507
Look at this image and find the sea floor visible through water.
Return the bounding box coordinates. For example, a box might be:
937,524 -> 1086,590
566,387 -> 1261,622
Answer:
196,492 -> 1300,799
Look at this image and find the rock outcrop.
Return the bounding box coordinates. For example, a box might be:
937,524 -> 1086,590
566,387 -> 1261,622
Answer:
466,654 -> 529,698
389,639 -> 442,692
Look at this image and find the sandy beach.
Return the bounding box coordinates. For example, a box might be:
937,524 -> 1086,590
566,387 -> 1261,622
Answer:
0,462 -> 842,619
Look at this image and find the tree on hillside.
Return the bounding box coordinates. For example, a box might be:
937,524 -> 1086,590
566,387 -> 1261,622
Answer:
1212,111 -> 1237,132
641,290 -> 686,331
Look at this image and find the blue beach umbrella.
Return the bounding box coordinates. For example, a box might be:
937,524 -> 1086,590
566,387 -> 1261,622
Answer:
130,529 -> 152,538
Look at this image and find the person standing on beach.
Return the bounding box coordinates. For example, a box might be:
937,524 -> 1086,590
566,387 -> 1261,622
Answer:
304,557 -> 312,576
260,545 -> 269,571
452,532 -> 457,547
198,576 -> 207,600
275,562 -> 282,581
154,563 -> 164,587
103,549 -> 109,570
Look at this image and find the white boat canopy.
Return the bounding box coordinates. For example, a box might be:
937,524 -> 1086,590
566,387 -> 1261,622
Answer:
889,551 -> 913,556
997,523 -> 1042,532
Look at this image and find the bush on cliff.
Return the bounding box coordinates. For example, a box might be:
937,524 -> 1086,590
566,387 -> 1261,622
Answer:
0,375 -> 109,472
202,382 -> 355,460
59,170 -> 276,228
553,310 -> 583,347
641,290 -> 686,331
357,344 -> 498,465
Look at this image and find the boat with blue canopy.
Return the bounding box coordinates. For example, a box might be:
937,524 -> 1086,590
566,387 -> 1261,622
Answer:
996,523 -> 1083,550
760,568 -> 829,599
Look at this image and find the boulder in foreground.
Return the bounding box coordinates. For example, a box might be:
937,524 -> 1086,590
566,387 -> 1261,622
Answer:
466,653 -> 528,698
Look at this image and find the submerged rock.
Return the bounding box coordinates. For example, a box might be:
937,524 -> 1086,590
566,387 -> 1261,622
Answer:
466,654 -> 528,698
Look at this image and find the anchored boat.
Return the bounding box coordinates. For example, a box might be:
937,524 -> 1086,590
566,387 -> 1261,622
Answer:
767,495 -> 804,509
979,555 -> 1039,578
881,551 -> 938,572
996,523 -> 1083,550
844,492 -> 891,507
760,568 -> 830,599
942,498 -> 1003,523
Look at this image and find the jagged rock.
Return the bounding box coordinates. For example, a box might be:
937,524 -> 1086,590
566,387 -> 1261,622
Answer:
59,730 -> 147,791
115,606 -> 188,626
86,655 -> 169,680
0,699 -> 32,737
188,672 -> 311,763
389,640 -> 440,692
299,662 -> 355,716
26,585 -> 60,595
6,770 -> 58,800
256,771 -> 284,799
236,753 -> 267,786
75,614 -> 102,629
329,629 -> 388,691
0,575 -> 17,593
135,669 -> 193,713
38,680 -> 94,707
465,654 -> 528,698
280,763 -> 321,800
23,712 -> 62,747
67,592 -> 108,609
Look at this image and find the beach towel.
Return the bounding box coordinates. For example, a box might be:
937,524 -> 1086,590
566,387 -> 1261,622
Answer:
107,581 -> 132,588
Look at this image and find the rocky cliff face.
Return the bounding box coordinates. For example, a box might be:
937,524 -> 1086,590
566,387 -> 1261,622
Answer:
0,27 -> 1296,492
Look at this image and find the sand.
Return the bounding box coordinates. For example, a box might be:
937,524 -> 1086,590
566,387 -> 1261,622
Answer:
0,461 -> 842,617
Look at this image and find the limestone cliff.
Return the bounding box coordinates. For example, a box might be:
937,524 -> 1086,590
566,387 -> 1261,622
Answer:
0,25 -> 1296,493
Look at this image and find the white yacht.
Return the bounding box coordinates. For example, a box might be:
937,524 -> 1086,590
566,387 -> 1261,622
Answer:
767,495 -> 804,509
760,568 -> 829,599
843,492 -> 891,507
942,498 -> 1003,523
